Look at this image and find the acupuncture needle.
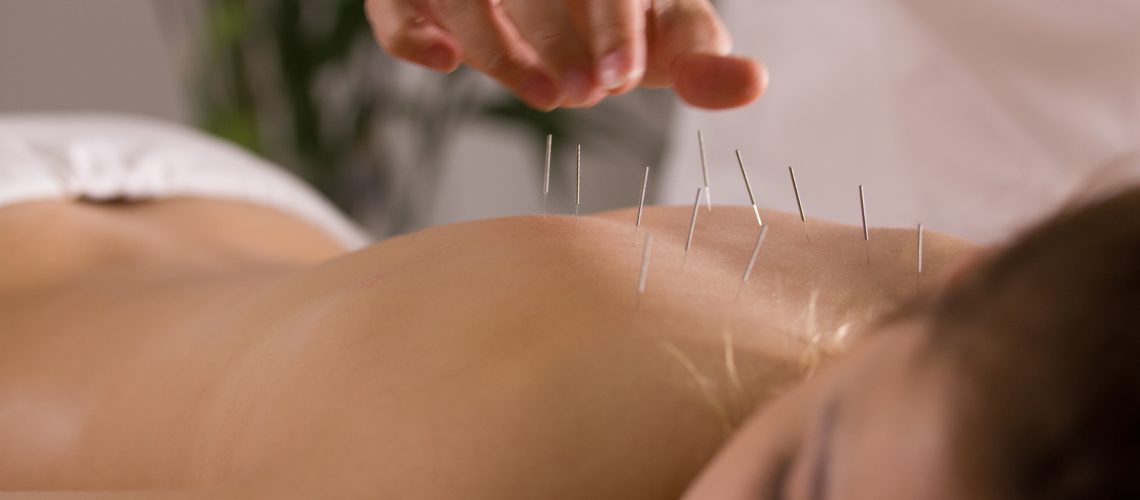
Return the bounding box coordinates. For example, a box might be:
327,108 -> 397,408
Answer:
575,144 -> 582,221
634,166 -> 650,239
638,232 -> 653,296
859,185 -> 870,264
734,224 -> 771,305
685,187 -> 705,260
734,150 -> 763,227
543,134 -> 552,215
788,166 -> 811,242
742,224 -> 771,283
698,130 -> 712,211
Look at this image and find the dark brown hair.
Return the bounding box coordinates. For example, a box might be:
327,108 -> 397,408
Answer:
928,186 -> 1140,500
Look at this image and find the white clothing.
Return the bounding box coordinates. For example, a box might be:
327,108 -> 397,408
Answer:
0,114 -> 371,249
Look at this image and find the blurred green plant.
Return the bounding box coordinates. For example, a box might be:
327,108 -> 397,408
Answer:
191,0 -> 674,235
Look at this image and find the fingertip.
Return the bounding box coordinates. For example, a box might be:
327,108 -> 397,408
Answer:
423,43 -> 461,73
757,60 -> 770,95
597,48 -> 644,94
671,53 -> 767,110
378,23 -> 463,73
519,71 -> 565,111
562,67 -> 596,103
563,88 -> 608,108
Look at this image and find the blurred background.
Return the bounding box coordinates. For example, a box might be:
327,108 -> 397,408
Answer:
0,0 -> 676,238
2,0 -> 1138,242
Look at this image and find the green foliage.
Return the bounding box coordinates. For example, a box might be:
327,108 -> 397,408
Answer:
190,0 -> 673,234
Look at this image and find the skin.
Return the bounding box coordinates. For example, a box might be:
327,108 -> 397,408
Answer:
365,0 -> 767,110
0,199 -> 973,499
682,323 -> 965,500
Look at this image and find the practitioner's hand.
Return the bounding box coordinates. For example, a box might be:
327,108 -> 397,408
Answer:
365,0 -> 767,110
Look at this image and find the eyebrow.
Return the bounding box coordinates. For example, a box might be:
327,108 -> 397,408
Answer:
809,397 -> 843,500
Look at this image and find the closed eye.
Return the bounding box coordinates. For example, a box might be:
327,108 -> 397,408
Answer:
758,395 -> 842,500
809,398 -> 842,500
762,452 -> 794,500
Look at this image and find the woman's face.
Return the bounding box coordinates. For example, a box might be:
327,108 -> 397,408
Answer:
683,323 -> 966,500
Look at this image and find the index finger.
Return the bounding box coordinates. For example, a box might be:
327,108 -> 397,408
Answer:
565,0 -> 648,95
430,0 -> 564,110
366,0 -> 461,72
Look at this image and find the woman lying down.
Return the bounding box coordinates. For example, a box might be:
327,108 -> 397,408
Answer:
1,116 -> 1137,499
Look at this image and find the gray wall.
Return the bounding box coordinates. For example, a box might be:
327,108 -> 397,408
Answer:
0,1 -> 673,233
5,1 -> 1135,242
0,0 -> 189,121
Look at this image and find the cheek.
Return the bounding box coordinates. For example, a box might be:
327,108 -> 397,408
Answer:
881,427 -> 955,499
680,425 -> 772,500
834,434 -> 955,500
681,385 -> 816,499
829,375 -> 958,499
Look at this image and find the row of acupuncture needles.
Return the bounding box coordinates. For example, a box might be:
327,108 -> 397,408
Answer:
538,132 -> 926,302
543,136 -> 585,222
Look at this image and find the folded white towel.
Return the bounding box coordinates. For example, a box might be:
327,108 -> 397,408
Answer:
0,113 -> 371,249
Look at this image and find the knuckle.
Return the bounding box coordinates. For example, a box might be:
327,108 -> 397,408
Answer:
483,44 -> 529,74
679,2 -> 724,32
428,0 -> 459,17
430,0 -> 491,19
661,3 -> 730,52
593,15 -> 632,35
479,48 -> 542,87
529,28 -> 571,55
591,16 -> 638,51
377,28 -> 417,56
483,52 -> 509,72
531,28 -> 562,48
393,14 -> 428,35
370,8 -> 430,53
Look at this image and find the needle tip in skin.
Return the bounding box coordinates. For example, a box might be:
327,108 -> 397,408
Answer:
638,232 -> 654,296
697,131 -> 712,211
742,224 -> 771,284
788,166 -> 810,242
735,150 -> 763,227
685,187 -> 705,259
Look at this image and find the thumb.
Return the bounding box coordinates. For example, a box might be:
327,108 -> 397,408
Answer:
671,53 -> 767,110
650,0 -> 732,68
646,1 -> 766,109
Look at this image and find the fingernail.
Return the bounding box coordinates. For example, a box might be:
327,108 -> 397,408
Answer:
521,73 -> 560,108
422,45 -> 455,72
562,68 -> 593,101
598,50 -> 631,90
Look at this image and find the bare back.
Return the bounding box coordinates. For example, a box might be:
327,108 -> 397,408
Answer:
0,199 -> 973,499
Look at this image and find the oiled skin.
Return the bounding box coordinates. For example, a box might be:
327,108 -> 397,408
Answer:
0,200 -> 973,499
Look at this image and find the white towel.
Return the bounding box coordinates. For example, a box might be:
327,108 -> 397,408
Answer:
0,113 -> 371,250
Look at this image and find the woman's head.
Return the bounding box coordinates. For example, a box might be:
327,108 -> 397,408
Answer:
685,187 -> 1140,500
